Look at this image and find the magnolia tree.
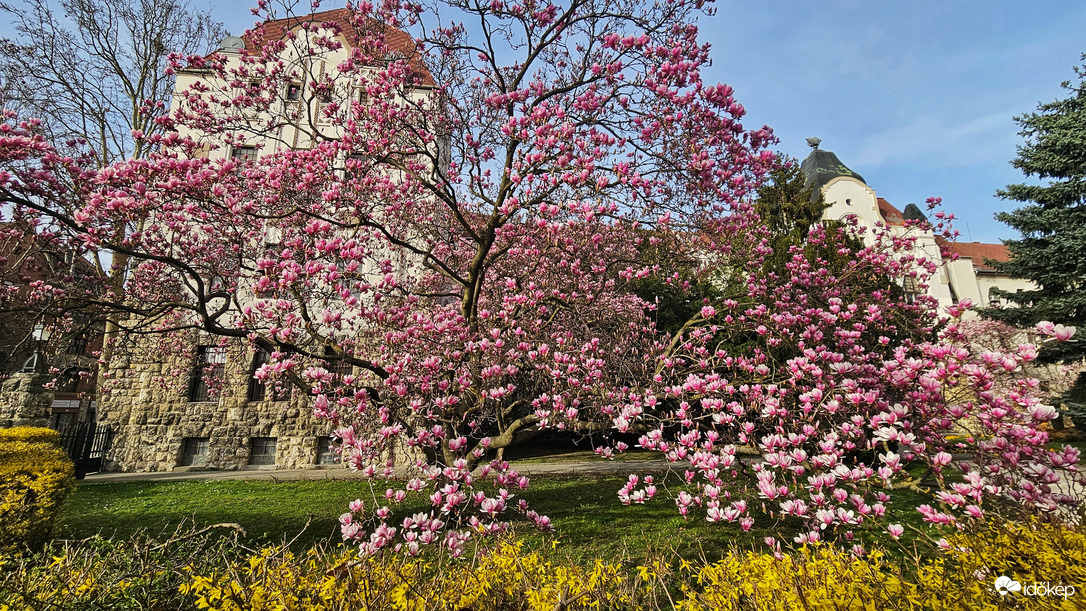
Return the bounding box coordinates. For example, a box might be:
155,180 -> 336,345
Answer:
611,215 -> 1083,553
1,0 -> 1082,557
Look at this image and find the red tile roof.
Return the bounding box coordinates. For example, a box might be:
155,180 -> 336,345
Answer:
242,8 -> 434,87
935,237 -> 1011,272
877,198 -> 905,226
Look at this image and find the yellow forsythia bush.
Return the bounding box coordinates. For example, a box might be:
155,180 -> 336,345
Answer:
678,546 -> 902,610
0,524 -> 249,611
0,427 -> 75,553
181,519 -> 1085,611
896,519 -> 1086,611
181,539 -> 647,611
680,520 -> 1086,611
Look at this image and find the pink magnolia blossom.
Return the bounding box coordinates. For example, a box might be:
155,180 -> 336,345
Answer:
1054,324 -> 1077,342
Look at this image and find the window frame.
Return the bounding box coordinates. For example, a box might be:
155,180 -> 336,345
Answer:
316,436 -> 339,466
285,81 -> 303,101
247,348 -> 291,402
248,437 -> 277,466
230,145 -> 258,164
180,437 -> 210,467
188,345 -> 227,403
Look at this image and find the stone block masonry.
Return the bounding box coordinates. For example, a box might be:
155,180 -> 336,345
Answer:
0,372 -> 53,429
97,336 -> 340,473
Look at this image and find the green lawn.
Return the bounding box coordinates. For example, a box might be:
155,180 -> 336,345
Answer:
55,473 -> 937,560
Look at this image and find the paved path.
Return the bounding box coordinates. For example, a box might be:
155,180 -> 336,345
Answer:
82,459 -> 676,483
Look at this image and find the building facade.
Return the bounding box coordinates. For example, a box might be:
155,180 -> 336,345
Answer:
96,8 -> 433,472
0,221 -> 102,431
99,337 -> 341,471
799,141 -> 1032,315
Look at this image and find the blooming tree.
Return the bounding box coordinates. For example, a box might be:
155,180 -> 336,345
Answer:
0,0 -> 224,378
610,215 -> 1083,551
2,0 -> 1082,557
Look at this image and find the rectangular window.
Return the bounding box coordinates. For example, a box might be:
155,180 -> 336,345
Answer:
188,345 -> 226,402
230,145 -> 258,164
341,153 -> 368,179
286,82 -> 302,101
322,346 -> 353,385
248,349 -> 290,402
248,437 -> 277,466
902,276 -> 919,305
180,437 -> 209,467
248,349 -> 268,402
316,436 -> 339,465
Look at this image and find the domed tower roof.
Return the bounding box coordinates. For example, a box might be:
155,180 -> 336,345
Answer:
799,138 -> 865,201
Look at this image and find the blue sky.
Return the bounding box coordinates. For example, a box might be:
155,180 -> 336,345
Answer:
701,0 -> 1086,243
205,1 -> 1086,243
7,1 -> 1085,243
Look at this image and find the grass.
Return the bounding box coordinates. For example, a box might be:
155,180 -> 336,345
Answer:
56,479 -> 364,548
55,472 -> 938,561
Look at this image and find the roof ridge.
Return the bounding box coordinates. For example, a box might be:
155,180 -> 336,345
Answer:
238,8 -> 434,86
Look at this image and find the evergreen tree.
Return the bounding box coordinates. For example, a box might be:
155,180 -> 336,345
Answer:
986,56 -> 1086,420
754,158 -> 868,283
754,159 -> 826,273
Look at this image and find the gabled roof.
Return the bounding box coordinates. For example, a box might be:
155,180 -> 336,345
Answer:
877,198 -> 905,226
241,8 -> 435,87
936,237 -> 1012,272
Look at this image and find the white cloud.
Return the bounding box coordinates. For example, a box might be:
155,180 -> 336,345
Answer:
852,110 -> 1017,169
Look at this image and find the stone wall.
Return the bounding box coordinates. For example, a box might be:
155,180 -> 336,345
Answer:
98,337 -> 341,472
0,372 -> 52,428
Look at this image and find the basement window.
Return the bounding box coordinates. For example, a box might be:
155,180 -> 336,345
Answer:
248,437 -> 277,466
180,437 -> 209,467
316,436 -> 339,465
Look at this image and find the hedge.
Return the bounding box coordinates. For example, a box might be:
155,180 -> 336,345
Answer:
0,427 -> 75,554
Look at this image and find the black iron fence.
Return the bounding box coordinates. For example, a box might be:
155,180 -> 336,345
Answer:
57,422 -> 112,479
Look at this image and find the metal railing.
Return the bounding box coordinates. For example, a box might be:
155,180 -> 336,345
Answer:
57,422 -> 112,479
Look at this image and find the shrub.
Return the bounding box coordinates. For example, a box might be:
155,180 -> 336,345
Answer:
3,518 -> 1083,610
0,427 -> 75,553
680,519 -> 1086,610
0,522 -> 247,611
185,520 -> 1086,611
181,539 -> 652,611
905,519 -> 1086,610
678,547 -> 901,610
